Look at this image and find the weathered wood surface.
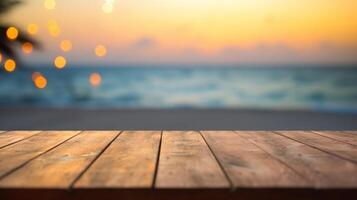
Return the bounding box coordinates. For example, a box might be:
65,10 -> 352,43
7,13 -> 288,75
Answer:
312,131 -> 357,146
0,131 -> 41,149
0,130 -> 356,200
276,131 -> 357,163
0,131 -> 119,188
237,131 -> 357,188
0,131 -> 80,179
75,131 -> 161,188
156,131 -> 229,188
201,131 -> 309,187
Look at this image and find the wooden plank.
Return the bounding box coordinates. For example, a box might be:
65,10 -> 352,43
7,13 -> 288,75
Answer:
75,131 -> 161,188
277,131 -> 357,163
156,131 -> 229,188
201,131 -> 309,187
0,131 -> 119,188
0,131 -> 80,179
0,131 -> 41,149
312,131 -> 357,146
237,131 -> 357,188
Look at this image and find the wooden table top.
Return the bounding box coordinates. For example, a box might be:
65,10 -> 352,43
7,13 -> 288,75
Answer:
0,130 -> 356,200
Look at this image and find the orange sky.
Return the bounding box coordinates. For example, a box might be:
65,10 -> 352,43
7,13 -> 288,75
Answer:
5,0 -> 357,65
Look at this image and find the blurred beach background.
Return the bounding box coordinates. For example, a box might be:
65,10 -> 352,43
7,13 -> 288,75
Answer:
1,0 -> 357,130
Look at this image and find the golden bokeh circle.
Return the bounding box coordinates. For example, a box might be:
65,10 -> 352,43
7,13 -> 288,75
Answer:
27,24 -> 38,35
54,56 -> 67,69
6,27 -> 19,40
22,42 -> 33,54
89,73 -> 102,87
34,75 -> 48,89
4,59 -> 16,72
60,40 -> 72,52
95,45 -> 107,57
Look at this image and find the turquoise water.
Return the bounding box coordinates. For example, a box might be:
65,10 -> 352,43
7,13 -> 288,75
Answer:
1,67 -> 357,112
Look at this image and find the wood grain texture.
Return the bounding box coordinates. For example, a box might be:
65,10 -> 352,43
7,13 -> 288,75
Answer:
0,131 -> 41,149
237,131 -> 357,188
201,131 -> 309,187
156,131 -> 229,188
0,131 -> 80,179
0,131 -> 119,188
75,131 -> 161,188
312,131 -> 357,146
277,131 -> 357,163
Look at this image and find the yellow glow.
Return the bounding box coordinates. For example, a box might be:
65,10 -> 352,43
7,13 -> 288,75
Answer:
27,24 -> 38,35
95,45 -> 107,57
6,0 -> 357,62
0,53 -> 2,63
47,20 -> 60,37
54,56 -> 66,69
22,42 -> 33,54
6,27 -> 18,40
102,3 -> 113,14
33,74 -> 48,89
60,40 -> 72,52
44,0 -> 56,10
89,73 -> 102,87
4,59 -> 16,72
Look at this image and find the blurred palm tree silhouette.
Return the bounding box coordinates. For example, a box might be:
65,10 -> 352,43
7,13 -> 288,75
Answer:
0,0 -> 40,66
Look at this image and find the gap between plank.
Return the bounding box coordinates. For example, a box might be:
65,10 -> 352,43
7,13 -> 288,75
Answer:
273,131 -> 357,165
152,130 -> 163,189
198,131 -> 234,191
0,131 -> 83,181
0,131 -> 43,150
69,131 -> 123,190
233,131 -> 312,184
310,131 -> 357,147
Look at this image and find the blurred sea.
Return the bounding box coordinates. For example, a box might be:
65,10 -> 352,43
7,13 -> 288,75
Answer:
1,66 -> 357,113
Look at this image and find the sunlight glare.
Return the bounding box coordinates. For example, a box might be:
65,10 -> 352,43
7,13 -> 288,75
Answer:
44,0 -> 56,10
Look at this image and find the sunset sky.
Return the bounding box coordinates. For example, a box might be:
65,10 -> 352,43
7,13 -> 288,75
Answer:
5,0 -> 357,65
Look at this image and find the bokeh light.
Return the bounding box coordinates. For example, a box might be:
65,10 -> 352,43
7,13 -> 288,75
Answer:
54,56 -> 66,69
33,73 -> 48,89
32,72 -> 42,82
89,73 -> 102,87
4,59 -> 16,72
47,20 -> 60,37
0,53 -> 2,63
60,40 -> 72,52
95,45 -> 107,57
6,27 -> 18,40
27,24 -> 38,35
44,0 -> 56,10
22,42 -> 33,54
